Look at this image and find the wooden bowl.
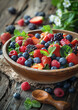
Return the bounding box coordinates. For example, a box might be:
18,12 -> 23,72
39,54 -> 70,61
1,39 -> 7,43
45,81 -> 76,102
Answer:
2,29 -> 78,83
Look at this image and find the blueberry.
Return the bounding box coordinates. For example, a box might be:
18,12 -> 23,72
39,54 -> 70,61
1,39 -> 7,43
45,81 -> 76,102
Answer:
28,23 -> 36,30
24,19 -> 30,25
51,54 -> 56,60
38,12 -> 45,17
0,50 -> 3,55
11,55 -> 17,61
59,57 -> 67,65
33,57 -> 41,63
10,41 -> 16,49
69,62 -> 74,67
35,12 -> 40,16
63,83 -> 70,89
60,66 -> 65,69
18,53 -> 22,58
41,47 -> 46,49
51,66 -> 57,70
45,42 -> 49,48
13,93 -> 20,99
66,35 -> 73,42
25,60 -> 32,67
69,76 -> 77,82
41,40 -> 46,45
0,42 -> 2,49
28,57 -> 33,63
35,33 -> 40,39
68,87 -> 75,93
24,15 -> 30,20
22,52 -> 29,59
8,7 -> 16,14
44,87 -> 53,94
56,57 -> 60,61
6,25 -> 15,34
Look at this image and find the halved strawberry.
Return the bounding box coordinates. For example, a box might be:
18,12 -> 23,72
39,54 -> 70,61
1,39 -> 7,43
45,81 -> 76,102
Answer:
31,63 -> 44,70
71,38 -> 78,46
60,38 -> 70,46
35,44 -> 44,49
41,56 -> 51,67
31,37 -> 40,45
30,16 -> 43,25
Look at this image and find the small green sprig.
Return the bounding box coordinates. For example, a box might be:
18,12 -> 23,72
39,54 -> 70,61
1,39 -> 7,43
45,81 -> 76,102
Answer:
41,25 -> 53,33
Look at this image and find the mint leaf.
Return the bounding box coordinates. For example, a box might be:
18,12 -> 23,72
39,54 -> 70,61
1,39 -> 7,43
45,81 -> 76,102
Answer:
24,98 -> 32,110
48,46 -> 56,57
11,36 -> 16,41
40,50 -> 49,56
14,30 -> 21,36
43,64 -> 50,70
41,25 -> 53,33
15,47 -> 19,54
15,43 -> 20,48
29,51 -> 34,56
60,45 -> 73,57
32,100 -> 41,108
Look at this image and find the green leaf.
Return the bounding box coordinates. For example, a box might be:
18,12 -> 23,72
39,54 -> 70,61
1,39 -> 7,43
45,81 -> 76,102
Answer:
60,45 -> 73,57
24,98 -> 32,110
29,51 -> 34,56
41,25 -> 53,33
15,43 -> 20,48
48,47 -> 56,57
8,48 -> 14,53
40,50 -> 49,56
11,36 -> 16,41
51,0 -> 60,6
15,47 -> 19,54
32,100 -> 41,108
43,64 -> 50,70
14,30 -> 21,36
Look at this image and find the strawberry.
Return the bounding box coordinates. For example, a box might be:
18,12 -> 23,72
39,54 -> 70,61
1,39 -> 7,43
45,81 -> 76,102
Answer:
24,38 -> 33,46
15,36 -> 23,42
51,60 -> 60,68
31,37 -> 40,45
35,44 -> 44,49
71,38 -> 78,46
17,19 -> 24,26
41,56 -> 51,67
0,32 -> 11,44
31,63 -> 44,70
30,16 -> 43,25
16,40 -> 22,46
19,46 -> 26,52
43,35 -> 50,42
60,38 -> 70,46
34,49 -> 43,59
9,50 -> 18,57
48,44 -> 60,57
66,53 -> 78,64
47,33 -> 54,40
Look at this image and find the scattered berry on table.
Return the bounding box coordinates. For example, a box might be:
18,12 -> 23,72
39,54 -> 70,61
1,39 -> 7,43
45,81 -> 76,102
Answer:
33,57 -> 41,63
22,52 -> 29,59
68,87 -> 75,93
51,60 -> 60,68
44,87 -> 53,94
11,55 -> 18,61
24,15 -> 31,20
24,19 -> 30,25
25,60 -> 32,67
18,53 -> 22,58
17,19 -> 24,26
69,62 -> 74,67
6,25 -> 15,34
51,66 -> 57,70
35,33 -> 40,39
54,88 -> 64,97
28,23 -> 36,30
59,57 -> 67,65
10,41 -> 16,49
8,7 -> 16,14
13,93 -> 20,99
21,82 -> 30,91
9,50 -> 18,57
35,12 -> 45,17
66,35 -> 73,42
17,57 -> 26,65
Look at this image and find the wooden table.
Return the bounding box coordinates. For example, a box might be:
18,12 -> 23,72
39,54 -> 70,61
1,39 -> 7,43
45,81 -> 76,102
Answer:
0,0 -> 78,110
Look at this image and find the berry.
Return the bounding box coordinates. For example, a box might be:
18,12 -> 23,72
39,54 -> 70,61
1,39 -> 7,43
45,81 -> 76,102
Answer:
24,19 -> 30,25
68,87 -> 75,93
31,63 -> 43,69
41,56 -> 51,67
28,23 -> 36,30
13,93 -> 20,99
54,33 -> 63,41
41,47 -> 46,49
59,57 -> 67,65
54,88 -> 64,97
43,35 -> 50,42
35,12 -> 45,17
16,40 -> 22,46
41,40 -> 46,45
22,52 -> 29,59
56,82 -> 63,87
51,66 -> 57,70
35,44 -> 44,49
17,57 -> 26,65
18,53 -> 22,58
71,38 -> 78,46
9,50 -> 18,57
51,60 -> 60,68
68,44 -> 73,48
69,62 -> 74,67
15,36 -> 23,42
54,40 -> 60,44
35,33 -> 40,39
24,38 -> 33,46
47,41 -> 52,44
24,15 -> 30,19
31,37 -> 40,45
11,55 -> 18,61
25,60 -> 32,67
10,41 -> 15,48
8,7 -> 16,14
28,57 -> 33,64
6,25 -> 15,34
63,83 -> 70,89
66,35 -> 73,42
47,33 -> 54,40
51,54 -> 56,60
17,19 -> 24,26
56,57 -> 60,61
0,32 -> 11,44
45,42 -> 49,48
44,87 -> 53,94
34,49 -> 43,59
33,57 -> 41,63
19,46 -> 26,52
21,82 -> 30,91
26,44 -> 37,53
60,38 -> 70,46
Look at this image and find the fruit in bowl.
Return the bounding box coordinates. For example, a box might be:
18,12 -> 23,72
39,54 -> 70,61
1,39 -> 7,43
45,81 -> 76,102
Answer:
3,25 -> 78,83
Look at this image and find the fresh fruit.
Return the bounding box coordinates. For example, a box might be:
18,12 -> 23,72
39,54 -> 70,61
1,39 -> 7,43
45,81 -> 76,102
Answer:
18,53 -> 22,58
56,57 -> 60,61
15,36 -> 23,42
26,44 -> 37,53
31,37 -> 40,45
34,49 -> 43,58
31,63 -> 44,70
41,56 -> 51,66
35,44 -> 44,49
10,41 -> 16,48
66,35 -> 73,42
35,12 -> 45,17
11,55 -> 18,61
35,33 -> 40,39
9,50 -> 18,57
45,42 -> 50,48
19,46 -> 26,52
13,93 -> 20,99
69,62 -> 74,67
22,52 -> 29,59
0,32 -> 11,44
60,38 -> 70,46
71,38 -> 78,46
25,60 -> 32,67
51,60 -> 60,68
47,33 -> 54,40
51,66 -> 57,69
30,16 -> 43,25
44,87 -> 53,94
43,35 -> 50,42
16,40 -> 22,46
8,7 -> 16,14
54,33 -> 63,41
41,40 -> 46,45
54,88 -> 64,97
28,23 -> 36,30
51,54 -> 56,60
33,57 -> 41,63
24,38 -> 33,46
59,57 -> 67,65
6,25 -> 15,34
21,82 -> 30,91
17,57 -> 26,65
24,19 -> 30,25
69,76 -> 77,82
17,19 -> 24,26
24,15 -> 31,19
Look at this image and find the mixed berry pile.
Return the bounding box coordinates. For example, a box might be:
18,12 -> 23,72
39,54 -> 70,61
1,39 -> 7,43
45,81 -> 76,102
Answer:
8,26 -> 78,70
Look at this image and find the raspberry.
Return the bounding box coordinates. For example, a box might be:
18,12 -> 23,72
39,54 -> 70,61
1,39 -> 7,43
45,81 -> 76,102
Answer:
19,46 -> 26,52
17,57 -> 26,65
47,33 -> 54,40
21,82 -> 30,91
17,19 -> 24,26
9,50 -> 18,57
15,36 -> 23,42
24,38 -> 33,46
54,88 -> 64,97
34,49 -> 43,59
51,60 -> 60,68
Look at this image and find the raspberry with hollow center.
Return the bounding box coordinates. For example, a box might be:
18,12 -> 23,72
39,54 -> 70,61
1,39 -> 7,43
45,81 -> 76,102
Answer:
21,82 -> 30,91
17,57 -> 26,65
54,88 -> 64,97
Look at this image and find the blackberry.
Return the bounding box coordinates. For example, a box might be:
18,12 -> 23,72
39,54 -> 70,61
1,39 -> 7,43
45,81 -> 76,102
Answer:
28,23 -> 36,30
8,7 -> 16,14
6,25 -> 15,34
26,44 -> 37,53
54,33 -> 63,41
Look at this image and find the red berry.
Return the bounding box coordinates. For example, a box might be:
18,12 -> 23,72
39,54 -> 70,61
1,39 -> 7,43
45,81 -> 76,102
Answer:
41,56 -> 51,67
51,60 -> 60,68
47,33 -> 54,40
9,50 -> 18,57
17,57 -> 26,65
43,35 -> 50,42
24,38 -> 33,46
54,88 -> 64,97
19,46 -> 26,52
35,44 -> 44,49
17,19 -> 24,26
34,49 -> 43,59
21,82 -> 30,91
15,36 -> 23,42
16,40 -> 22,46
71,38 -> 78,47
60,38 -> 70,46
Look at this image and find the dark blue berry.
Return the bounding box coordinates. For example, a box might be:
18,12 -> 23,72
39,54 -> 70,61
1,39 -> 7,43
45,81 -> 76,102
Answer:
51,66 -> 57,70
56,57 -> 60,61
6,25 -> 15,34
22,52 -> 29,59
24,19 -> 30,25
13,93 -> 20,99
25,60 -> 32,67
66,35 -> 73,42
45,42 -> 49,48
54,33 -> 63,41
11,55 -> 17,61
28,23 -> 36,30
28,57 -> 33,64
8,7 -> 16,14
59,57 -> 67,65
35,33 -> 40,39
10,41 -> 15,49
44,87 -> 53,94
41,40 -> 46,45
18,53 -> 22,58
24,15 -> 30,20
69,76 -> 77,82
41,47 -> 46,50
0,50 -> 3,55
69,62 -> 74,67
68,87 -> 75,93
51,54 -> 56,60
63,83 -> 70,89
33,57 -> 41,63
35,12 -> 45,17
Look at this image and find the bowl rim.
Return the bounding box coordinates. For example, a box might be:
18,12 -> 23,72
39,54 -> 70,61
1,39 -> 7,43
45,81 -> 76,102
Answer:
2,29 -> 78,75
